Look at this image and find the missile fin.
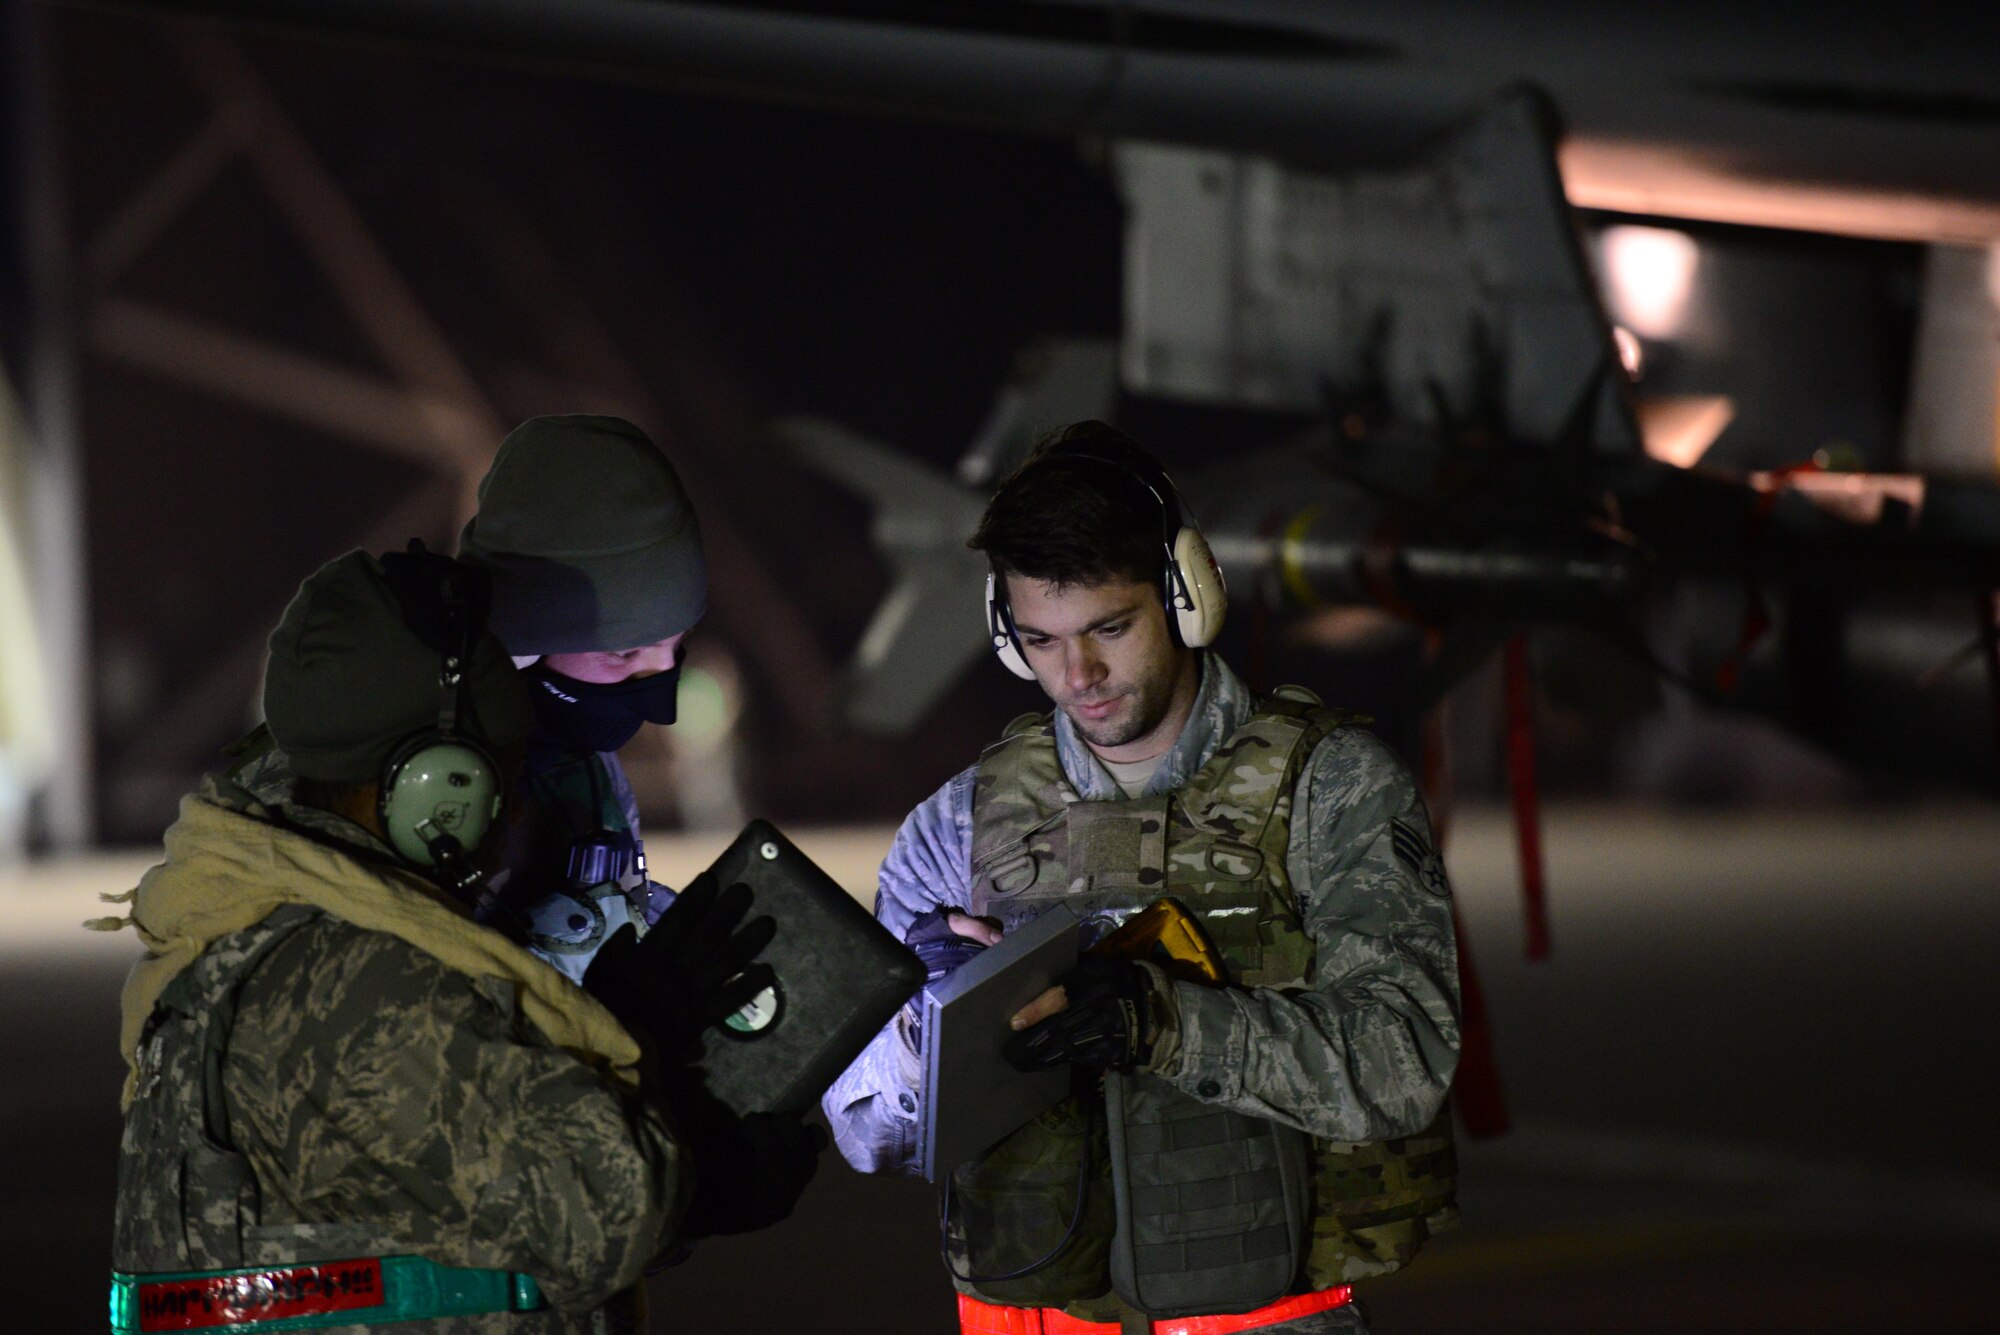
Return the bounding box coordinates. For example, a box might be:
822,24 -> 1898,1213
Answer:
780,416 -> 995,733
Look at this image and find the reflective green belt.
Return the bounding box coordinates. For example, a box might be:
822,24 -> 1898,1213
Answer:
109,1254 -> 546,1333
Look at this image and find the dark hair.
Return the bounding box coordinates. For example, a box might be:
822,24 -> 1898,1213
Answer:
968,421 -> 1166,593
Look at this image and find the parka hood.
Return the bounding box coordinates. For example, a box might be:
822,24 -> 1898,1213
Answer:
105,780 -> 641,1105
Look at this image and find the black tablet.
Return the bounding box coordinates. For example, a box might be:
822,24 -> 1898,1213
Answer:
693,819 -> 924,1116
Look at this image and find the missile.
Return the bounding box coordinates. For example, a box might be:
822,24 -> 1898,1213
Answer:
790,386 -> 2000,793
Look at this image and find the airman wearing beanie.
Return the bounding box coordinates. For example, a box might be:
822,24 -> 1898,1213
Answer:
263,549 -> 533,784
455,416 -> 703,980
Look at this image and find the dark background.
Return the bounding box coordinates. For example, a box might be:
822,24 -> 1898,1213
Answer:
3,5 -> 1994,1334
19,5 -> 1936,845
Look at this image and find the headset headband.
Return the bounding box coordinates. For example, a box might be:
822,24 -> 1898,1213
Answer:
381,539 -> 492,742
1038,439 -> 1188,551
1035,439 -> 1202,621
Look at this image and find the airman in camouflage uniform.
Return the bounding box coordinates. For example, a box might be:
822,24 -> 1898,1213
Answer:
102,550 -> 692,1334
823,425 -> 1461,1335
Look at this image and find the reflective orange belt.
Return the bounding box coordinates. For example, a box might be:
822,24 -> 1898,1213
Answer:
957,1287 -> 1355,1335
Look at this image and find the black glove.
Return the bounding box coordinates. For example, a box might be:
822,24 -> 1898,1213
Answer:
897,907 -> 992,1056
583,870 -> 776,1063
1003,955 -> 1155,1073
904,907 -> 992,986
680,1101 -> 828,1237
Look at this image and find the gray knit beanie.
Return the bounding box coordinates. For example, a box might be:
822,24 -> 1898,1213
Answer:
263,550 -> 535,783
457,415 -> 708,656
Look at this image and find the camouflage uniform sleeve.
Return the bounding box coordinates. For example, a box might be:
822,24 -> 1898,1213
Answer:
820,765 -> 976,1175
225,920 -> 688,1312
1159,728 -> 1461,1142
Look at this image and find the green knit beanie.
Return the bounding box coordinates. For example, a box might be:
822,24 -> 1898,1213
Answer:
263,550 -> 535,783
457,415 -> 708,656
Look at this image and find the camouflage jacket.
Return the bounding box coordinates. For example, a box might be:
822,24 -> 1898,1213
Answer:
110,782 -> 687,1333
822,654 -> 1461,1175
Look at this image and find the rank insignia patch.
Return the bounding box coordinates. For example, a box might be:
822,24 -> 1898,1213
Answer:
1391,818 -> 1450,897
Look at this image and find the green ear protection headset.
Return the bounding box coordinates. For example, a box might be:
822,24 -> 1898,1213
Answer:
377,541 -> 504,896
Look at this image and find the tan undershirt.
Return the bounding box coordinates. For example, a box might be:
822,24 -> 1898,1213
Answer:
1099,752 -> 1165,799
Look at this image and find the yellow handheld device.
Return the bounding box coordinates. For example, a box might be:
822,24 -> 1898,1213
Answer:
1090,897 -> 1226,985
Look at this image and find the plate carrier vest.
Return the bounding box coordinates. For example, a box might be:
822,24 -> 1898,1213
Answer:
950,688 -> 1459,1319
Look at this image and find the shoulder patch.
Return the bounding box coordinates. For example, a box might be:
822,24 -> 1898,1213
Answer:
1391,817 -> 1450,897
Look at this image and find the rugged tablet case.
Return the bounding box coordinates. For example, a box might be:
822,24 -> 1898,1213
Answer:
917,903 -> 1080,1181
694,819 -> 924,1116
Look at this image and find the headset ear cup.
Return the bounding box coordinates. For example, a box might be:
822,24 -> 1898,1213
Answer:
379,736 -> 502,869
1172,527 -> 1228,648
986,571 -> 1037,680
995,637 -> 1036,681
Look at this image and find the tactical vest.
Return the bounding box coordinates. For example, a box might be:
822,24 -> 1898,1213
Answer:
111,906 -> 637,1334
951,689 -> 1459,1317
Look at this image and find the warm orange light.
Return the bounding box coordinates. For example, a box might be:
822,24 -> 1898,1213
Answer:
1562,140 -> 2000,246
1612,325 -> 1644,379
1602,226 -> 1700,339
1636,394 -> 1735,468
1747,471 -> 1927,527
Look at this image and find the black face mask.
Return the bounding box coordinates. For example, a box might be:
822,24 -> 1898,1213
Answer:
525,663 -> 680,755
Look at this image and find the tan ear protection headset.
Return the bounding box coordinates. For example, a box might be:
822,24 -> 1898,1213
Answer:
376,541 -> 504,896
985,440 -> 1228,680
